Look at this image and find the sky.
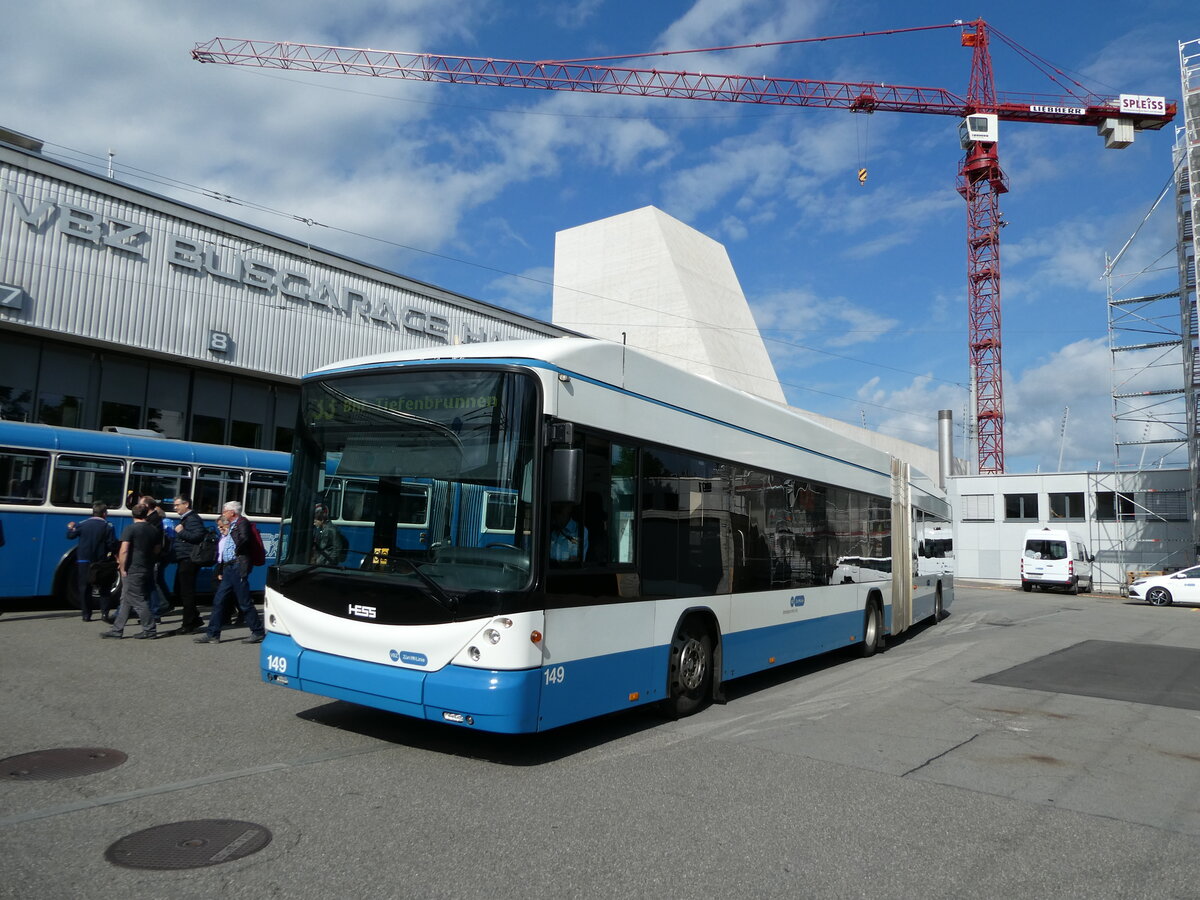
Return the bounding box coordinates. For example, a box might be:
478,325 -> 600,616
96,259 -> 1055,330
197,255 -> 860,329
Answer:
2,1 -> 1195,474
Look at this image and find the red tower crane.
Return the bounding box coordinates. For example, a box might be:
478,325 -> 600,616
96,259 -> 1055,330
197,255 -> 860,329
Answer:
193,21 -> 1175,473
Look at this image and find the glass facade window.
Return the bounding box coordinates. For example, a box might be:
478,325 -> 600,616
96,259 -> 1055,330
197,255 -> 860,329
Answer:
145,364 -> 189,439
231,382 -> 269,450
37,345 -> 94,429
191,415 -> 224,445
1004,493 -> 1038,521
98,357 -> 147,431
273,387 -> 298,452
37,394 -> 85,428
230,419 -> 262,449
0,332 -> 39,422
0,333 -> 307,453
100,401 -> 141,430
192,372 -> 232,445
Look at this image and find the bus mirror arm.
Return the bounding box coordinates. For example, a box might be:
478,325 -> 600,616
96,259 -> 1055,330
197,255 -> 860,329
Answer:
549,448 -> 583,504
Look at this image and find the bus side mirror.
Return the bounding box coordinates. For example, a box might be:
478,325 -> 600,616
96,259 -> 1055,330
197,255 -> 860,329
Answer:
549,448 -> 583,504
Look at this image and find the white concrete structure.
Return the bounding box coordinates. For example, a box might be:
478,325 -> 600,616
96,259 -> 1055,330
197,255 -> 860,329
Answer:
553,206 -> 786,404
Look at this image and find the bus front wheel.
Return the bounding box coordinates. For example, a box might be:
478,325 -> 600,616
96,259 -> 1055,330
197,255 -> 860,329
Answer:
665,620 -> 713,719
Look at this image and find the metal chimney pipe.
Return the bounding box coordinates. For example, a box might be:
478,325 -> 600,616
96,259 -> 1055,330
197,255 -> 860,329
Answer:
938,409 -> 954,490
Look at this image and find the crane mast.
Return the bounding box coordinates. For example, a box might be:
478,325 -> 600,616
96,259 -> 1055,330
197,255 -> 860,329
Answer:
193,22 -> 1176,473
959,22 -> 1007,472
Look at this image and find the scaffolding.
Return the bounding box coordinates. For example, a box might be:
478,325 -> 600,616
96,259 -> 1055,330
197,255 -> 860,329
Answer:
1098,38 -> 1200,582
1180,37 -> 1200,555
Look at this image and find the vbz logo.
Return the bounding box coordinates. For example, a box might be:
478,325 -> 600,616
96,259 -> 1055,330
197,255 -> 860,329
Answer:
789,595 -> 805,608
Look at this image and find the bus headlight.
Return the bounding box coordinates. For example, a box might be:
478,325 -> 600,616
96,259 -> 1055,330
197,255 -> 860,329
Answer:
468,646 -> 481,662
484,628 -> 501,644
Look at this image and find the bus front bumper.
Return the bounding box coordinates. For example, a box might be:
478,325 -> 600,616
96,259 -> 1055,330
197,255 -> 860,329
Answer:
259,633 -> 542,734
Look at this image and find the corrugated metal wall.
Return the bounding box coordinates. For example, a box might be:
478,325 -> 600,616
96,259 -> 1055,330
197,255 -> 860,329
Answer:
0,146 -> 565,382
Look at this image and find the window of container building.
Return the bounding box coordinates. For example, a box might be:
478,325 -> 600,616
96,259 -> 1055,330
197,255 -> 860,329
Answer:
1095,491 -> 1136,521
960,494 -> 995,522
51,456 -> 125,508
0,332 -> 40,422
1004,493 -> 1038,521
98,356 -> 147,431
1049,492 -> 1085,520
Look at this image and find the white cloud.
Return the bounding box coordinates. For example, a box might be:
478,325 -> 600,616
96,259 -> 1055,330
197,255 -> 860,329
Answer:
483,266 -> 555,321
753,286 -> 900,351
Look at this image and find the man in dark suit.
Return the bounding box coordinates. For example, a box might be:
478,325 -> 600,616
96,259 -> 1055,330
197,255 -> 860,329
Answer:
66,502 -> 117,622
171,494 -> 207,634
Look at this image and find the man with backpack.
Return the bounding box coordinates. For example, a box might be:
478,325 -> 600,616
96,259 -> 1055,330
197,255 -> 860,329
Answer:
193,500 -> 266,645
171,494 -> 208,635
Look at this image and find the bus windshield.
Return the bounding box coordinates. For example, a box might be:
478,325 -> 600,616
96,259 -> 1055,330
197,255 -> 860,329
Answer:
276,367 -> 539,621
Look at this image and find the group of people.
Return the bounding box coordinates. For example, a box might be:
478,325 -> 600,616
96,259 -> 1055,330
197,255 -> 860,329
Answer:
66,496 -> 265,644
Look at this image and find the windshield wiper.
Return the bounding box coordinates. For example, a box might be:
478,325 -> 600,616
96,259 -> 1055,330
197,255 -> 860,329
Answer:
389,556 -> 459,613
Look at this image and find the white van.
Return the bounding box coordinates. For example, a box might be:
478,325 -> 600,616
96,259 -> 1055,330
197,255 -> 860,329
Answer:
1020,527 -> 1094,594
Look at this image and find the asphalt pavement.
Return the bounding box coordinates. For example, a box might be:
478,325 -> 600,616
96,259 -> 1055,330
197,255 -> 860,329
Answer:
3,584 -> 1200,899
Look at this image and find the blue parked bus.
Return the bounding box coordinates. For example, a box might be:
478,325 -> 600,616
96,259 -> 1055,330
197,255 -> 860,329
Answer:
0,421 -> 288,608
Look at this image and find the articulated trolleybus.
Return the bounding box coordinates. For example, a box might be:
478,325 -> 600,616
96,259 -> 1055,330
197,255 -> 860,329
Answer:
264,339 -> 952,733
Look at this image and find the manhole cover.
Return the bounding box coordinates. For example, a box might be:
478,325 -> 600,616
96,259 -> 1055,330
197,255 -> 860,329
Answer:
1,748 -> 127,781
105,819 -> 273,870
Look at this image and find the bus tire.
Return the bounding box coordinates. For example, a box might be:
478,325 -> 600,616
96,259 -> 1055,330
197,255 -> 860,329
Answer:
664,618 -> 713,719
933,584 -> 943,623
54,557 -> 82,610
860,599 -> 881,658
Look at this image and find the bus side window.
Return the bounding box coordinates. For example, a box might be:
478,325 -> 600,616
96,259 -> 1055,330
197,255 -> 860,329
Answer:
195,466 -> 244,515
127,461 -> 192,508
0,449 -> 50,504
247,470 -> 287,517
50,455 -> 125,508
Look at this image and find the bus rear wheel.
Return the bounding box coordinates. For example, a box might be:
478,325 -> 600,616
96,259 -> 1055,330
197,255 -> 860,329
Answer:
860,600 -> 881,658
665,620 -> 713,719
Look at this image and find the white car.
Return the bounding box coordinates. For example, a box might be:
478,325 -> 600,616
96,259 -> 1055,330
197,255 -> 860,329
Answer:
1128,566 -> 1200,606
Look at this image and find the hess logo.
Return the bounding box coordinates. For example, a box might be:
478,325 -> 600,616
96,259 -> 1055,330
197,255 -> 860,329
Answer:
348,604 -> 377,619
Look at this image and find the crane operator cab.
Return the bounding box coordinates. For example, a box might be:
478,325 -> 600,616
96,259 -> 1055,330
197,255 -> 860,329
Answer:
959,113 -> 998,149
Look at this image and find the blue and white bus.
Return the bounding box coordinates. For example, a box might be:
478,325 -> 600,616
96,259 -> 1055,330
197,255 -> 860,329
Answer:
0,421 -> 289,606
262,338 -> 953,733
